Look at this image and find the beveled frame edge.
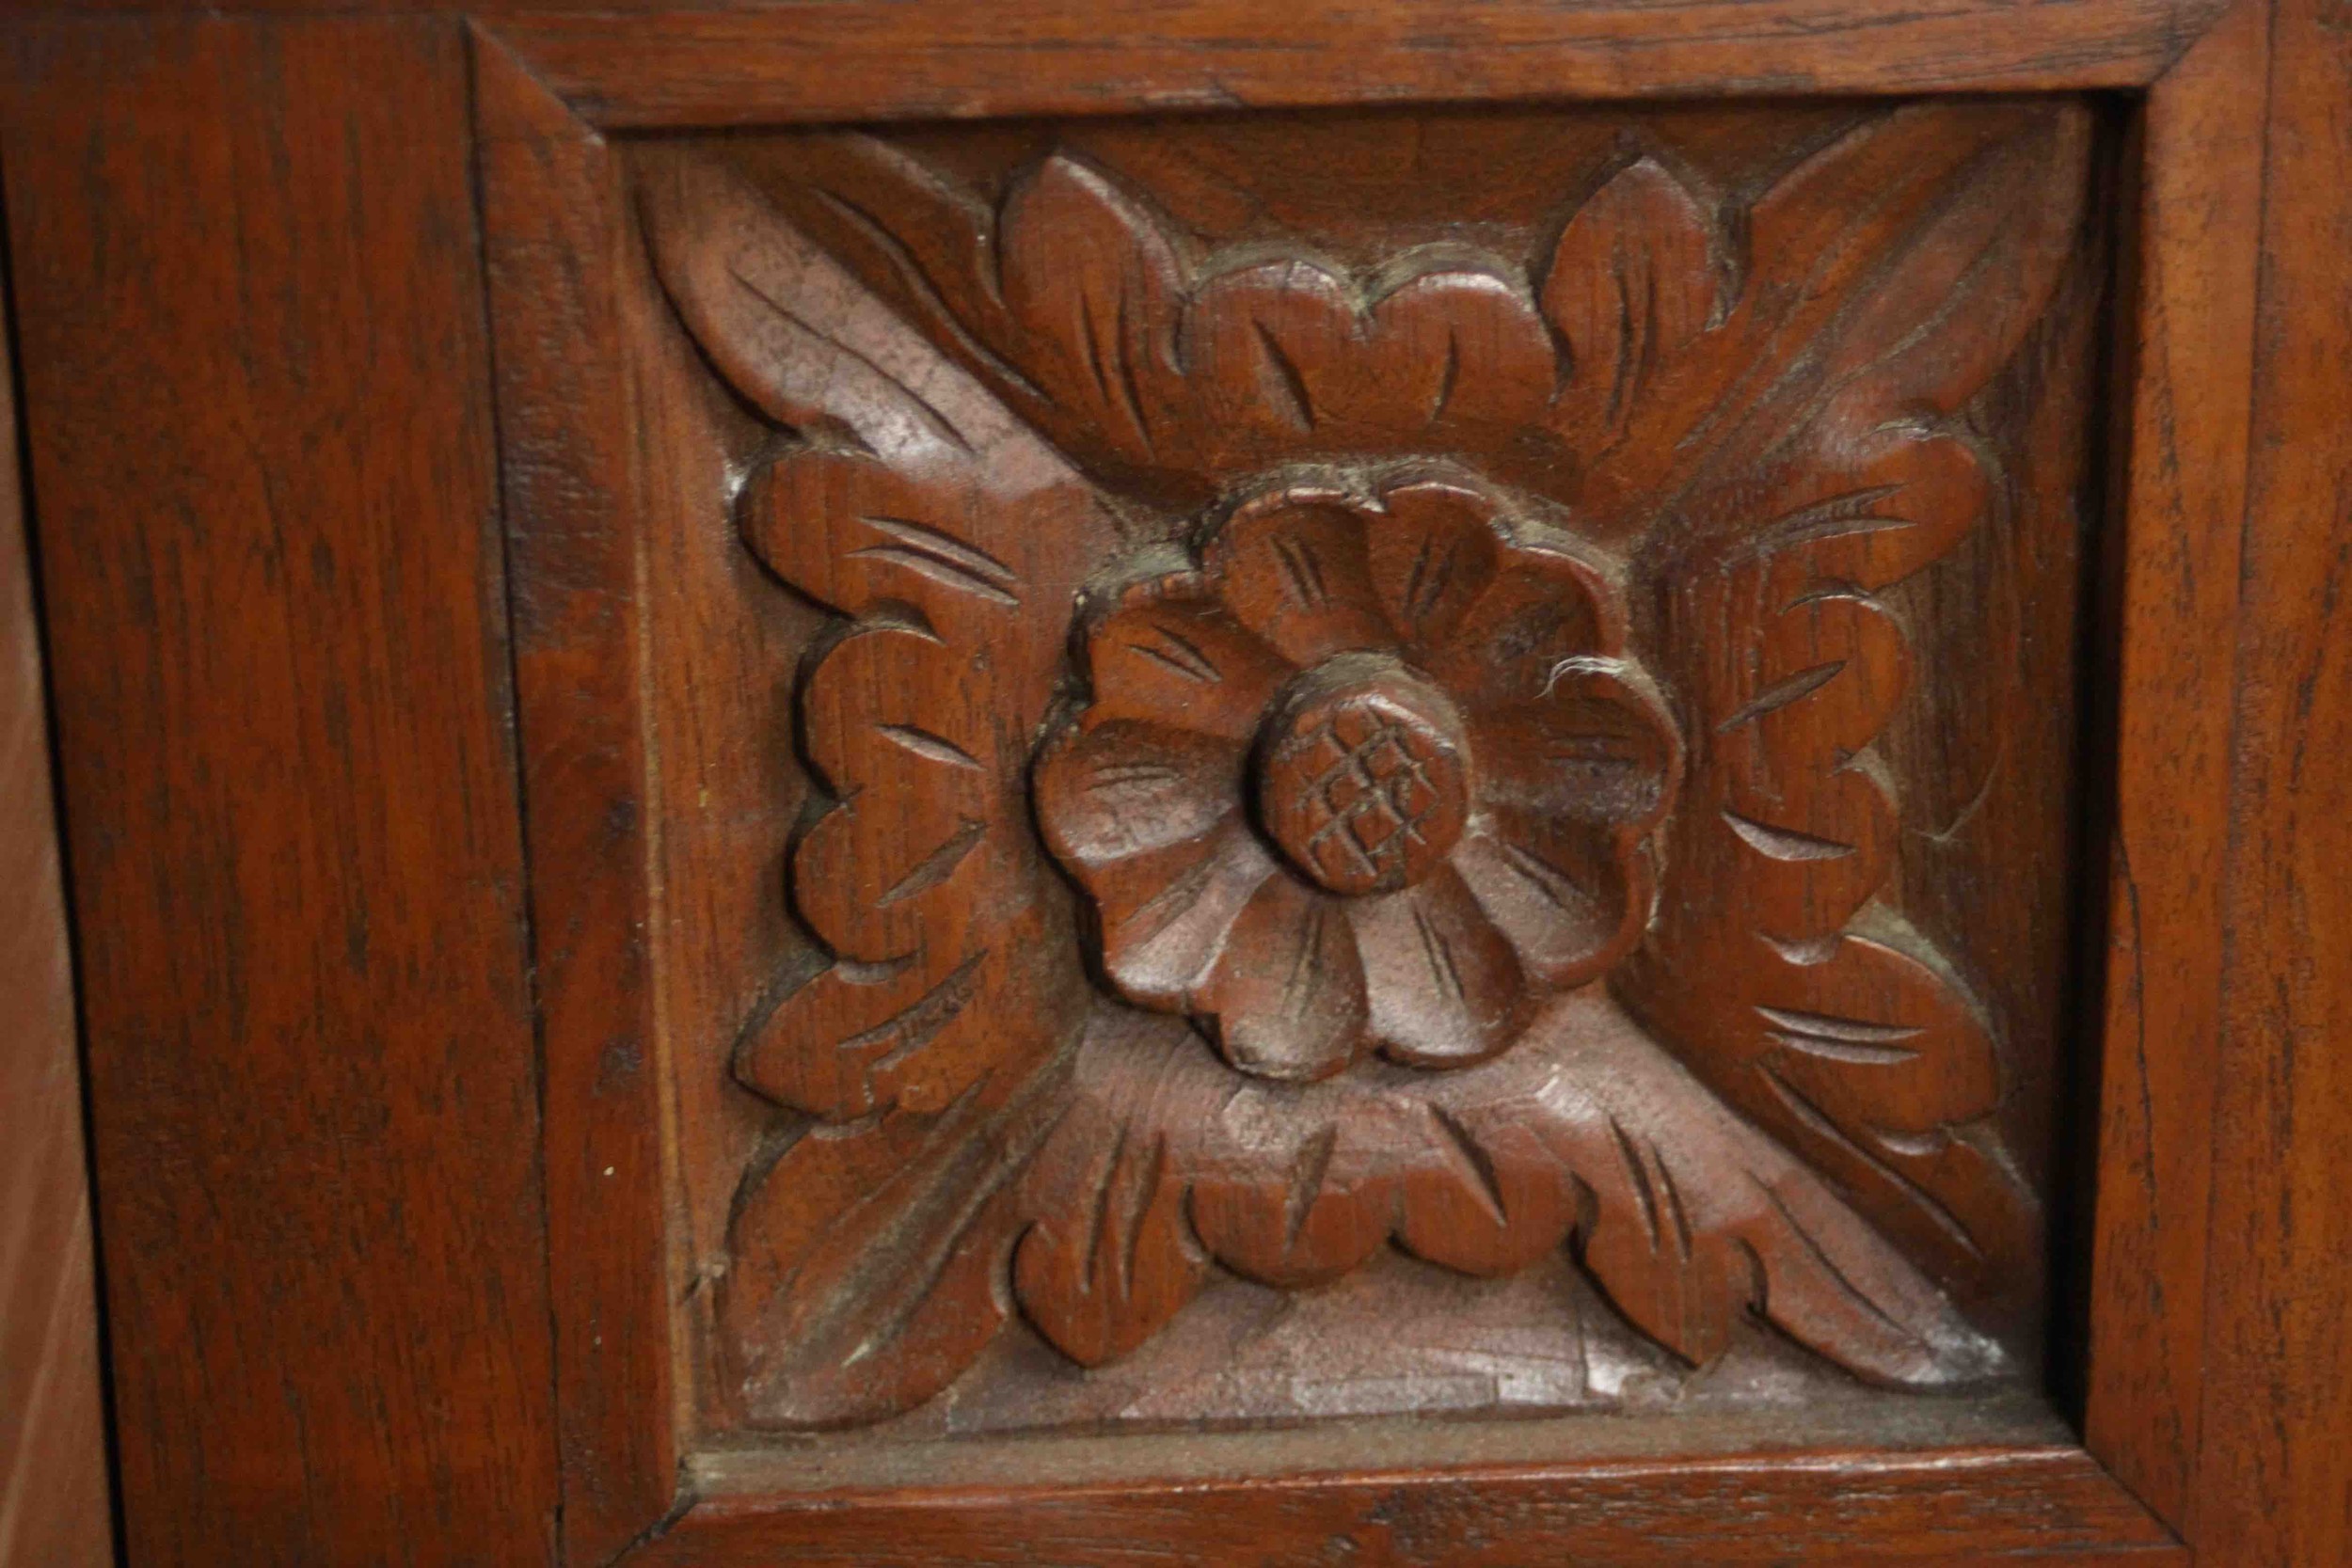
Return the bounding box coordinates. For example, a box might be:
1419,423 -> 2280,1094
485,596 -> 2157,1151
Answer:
2079,0 -> 2268,1541
469,9 -> 2262,1562
481,0 -> 2225,129
646,1442 -> 2185,1565
473,36 -> 679,1568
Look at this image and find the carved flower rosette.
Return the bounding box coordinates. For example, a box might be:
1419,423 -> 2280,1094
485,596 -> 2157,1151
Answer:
642,102 -> 2089,1428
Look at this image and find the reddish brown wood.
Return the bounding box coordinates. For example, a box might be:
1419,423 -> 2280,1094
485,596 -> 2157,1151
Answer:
1,18 -> 557,1565
472,41 -> 678,1566
642,1440 -> 2183,1567
1031,476 -> 1673,1079
2190,0 -> 2352,1558
485,0 -> 2218,130
0,213 -> 114,1568
12,3 -> 2337,1564
2080,0 -> 2268,1536
573,99 -> 2103,1442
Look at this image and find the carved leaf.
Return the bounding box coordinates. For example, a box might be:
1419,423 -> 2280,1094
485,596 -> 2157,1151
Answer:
998,154 -> 1186,469
1610,103 -> 2092,1313
1018,997 -> 2000,1387
1541,155 -> 1722,449
722,1056 -> 1070,1427
643,150 -> 1127,1426
642,147 -> 1113,1122
1561,103 -> 2088,537
717,137 -> 1575,503
1013,1032 -> 1209,1367
1181,259 -> 1557,473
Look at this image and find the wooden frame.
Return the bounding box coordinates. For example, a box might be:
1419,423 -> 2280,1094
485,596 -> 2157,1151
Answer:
7,0 -> 2343,1561
467,1 -> 2294,1562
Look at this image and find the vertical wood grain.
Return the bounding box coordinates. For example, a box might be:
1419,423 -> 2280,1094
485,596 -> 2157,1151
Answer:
1,20 -> 557,1565
2194,0 -> 2352,1557
2082,0 -> 2268,1535
0,196 -> 115,1568
472,36 -> 679,1564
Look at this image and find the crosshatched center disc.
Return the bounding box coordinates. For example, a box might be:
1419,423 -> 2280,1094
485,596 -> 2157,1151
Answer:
1253,657 -> 1470,896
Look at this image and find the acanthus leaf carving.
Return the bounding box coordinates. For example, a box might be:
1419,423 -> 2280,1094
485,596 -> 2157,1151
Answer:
637,102 -> 2094,1428
1019,1000 -> 2000,1389
1609,103 -> 2093,1317
723,1053 -> 1071,1427
642,149 -> 1109,1128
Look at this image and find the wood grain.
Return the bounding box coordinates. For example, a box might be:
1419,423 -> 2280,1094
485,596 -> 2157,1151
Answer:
7,4 -> 2326,1563
472,40 -> 678,1567
1,19 -> 557,1565
2080,0 -> 2267,1536
2192,0 -> 2352,1558
0,200 -> 115,1568
641,1442 -> 2183,1566
486,0 -> 2221,130
598,101 -> 2098,1435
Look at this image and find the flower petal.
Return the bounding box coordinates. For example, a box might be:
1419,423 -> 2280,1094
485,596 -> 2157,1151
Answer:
1092,817 -> 1278,1011
1034,718 -> 1246,871
1471,658 -> 1680,830
1349,866 -> 1532,1069
1201,488 -> 1391,666
1362,479 -> 1505,654
1454,815 -> 1645,990
1423,540 -> 1619,706
1081,576 -> 1296,741
1195,874 -> 1368,1082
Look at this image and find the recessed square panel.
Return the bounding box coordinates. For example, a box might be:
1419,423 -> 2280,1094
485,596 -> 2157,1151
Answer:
552,99 -> 2106,1444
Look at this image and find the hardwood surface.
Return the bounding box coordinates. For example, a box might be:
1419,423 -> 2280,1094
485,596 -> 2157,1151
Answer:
0,18 -> 557,1566
486,0 -> 2218,129
4,0 -> 2346,1564
2193,0 -> 2352,1557
646,1440 -> 2183,1566
0,201 -> 114,1568
596,99 -> 2096,1437
2082,0 -> 2267,1535
473,40 -> 677,1568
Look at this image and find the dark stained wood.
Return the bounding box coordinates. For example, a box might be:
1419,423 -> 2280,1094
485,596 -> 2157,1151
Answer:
471,40 -> 678,1566
641,1441 -> 2183,1567
0,207 -> 114,1568
486,0 -> 2221,129
0,18 -> 558,1566
2080,0 -> 2267,1536
2190,0 -> 2352,1558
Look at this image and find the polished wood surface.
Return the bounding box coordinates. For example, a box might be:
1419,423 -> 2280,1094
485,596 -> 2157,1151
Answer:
5,1 -> 2346,1563
652,1422 -> 2184,1566
2081,0 -> 2267,1535
1,18 -> 557,1566
473,40 -> 676,1565
0,201 -> 114,1568
485,0 -> 2219,129
606,99 -> 2094,1437
2194,0 -> 2352,1556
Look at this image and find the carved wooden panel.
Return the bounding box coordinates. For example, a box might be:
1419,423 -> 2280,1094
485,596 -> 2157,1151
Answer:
617,100 -> 2104,1439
